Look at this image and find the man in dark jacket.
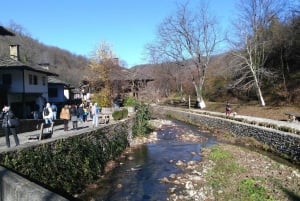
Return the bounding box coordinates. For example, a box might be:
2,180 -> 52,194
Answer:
0,105 -> 20,148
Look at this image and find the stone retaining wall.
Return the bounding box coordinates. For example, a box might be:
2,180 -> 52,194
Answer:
151,106 -> 300,162
0,166 -> 68,201
0,118 -> 134,201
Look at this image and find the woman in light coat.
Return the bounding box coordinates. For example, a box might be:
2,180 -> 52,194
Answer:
60,105 -> 70,131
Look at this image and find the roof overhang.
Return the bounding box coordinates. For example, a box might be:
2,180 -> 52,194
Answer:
0,26 -> 15,36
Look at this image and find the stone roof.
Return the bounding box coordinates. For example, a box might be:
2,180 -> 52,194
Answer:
48,76 -> 68,85
48,76 -> 74,89
0,26 -> 14,36
0,57 -> 57,76
110,66 -> 154,81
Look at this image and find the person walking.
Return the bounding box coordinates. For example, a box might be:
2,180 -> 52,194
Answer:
91,102 -> 100,128
77,103 -> 84,123
60,105 -> 70,131
51,103 -> 58,120
70,104 -> 78,130
83,106 -> 88,122
225,102 -> 231,116
43,102 -> 53,132
0,105 -> 20,148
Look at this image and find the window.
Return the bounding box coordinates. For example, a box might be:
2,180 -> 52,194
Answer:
2,74 -> 12,85
29,74 -> 38,85
33,75 -> 38,85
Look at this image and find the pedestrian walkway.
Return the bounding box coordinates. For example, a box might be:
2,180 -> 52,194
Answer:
189,108 -> 300,131
0,120 -> 104,153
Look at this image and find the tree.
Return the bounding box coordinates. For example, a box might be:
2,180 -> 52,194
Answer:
146,1 -> 219,108
88,41 -> 116,107
228,0 -> 287,106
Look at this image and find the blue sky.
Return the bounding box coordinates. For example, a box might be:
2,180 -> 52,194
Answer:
0,0 -> 236,67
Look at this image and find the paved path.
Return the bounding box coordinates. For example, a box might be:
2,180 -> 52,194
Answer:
188,108 -> 300,131
0,119 -> 106,153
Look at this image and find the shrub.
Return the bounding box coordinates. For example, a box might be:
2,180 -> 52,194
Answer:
123,96 -> 138,107
112,108 -> 128,120
132,103 -> 151,137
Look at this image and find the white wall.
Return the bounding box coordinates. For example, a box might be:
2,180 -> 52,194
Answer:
0,69 -> 48,94
24,70 -> 48,93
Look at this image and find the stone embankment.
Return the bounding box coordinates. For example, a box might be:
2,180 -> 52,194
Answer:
0,118 -> 134,201
145,110 -> 300,201
150,105 -> 300,162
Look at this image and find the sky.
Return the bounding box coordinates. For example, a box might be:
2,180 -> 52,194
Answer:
0,0 -> 236,67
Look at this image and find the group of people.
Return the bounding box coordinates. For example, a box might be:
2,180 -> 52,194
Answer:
0,101 -> 102,148
59,104 -> 83,131
59,102 -> 101,131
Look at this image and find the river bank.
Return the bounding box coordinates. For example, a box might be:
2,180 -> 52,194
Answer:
158,120 -> 300,201
78,118 -> 300,200
131,119 -> 300,200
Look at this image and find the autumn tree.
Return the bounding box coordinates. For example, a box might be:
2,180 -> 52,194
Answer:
146,1 -> 219,108
88,41 -> 116,107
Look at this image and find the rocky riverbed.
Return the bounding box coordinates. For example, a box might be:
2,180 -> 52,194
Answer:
83,119 -> 300,201
138,119 -> 300,200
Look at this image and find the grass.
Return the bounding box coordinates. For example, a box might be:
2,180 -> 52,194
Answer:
200,143 -> 300,201
204,145 -> 276,201
205,146 -> 245,197
238,178 -> 274,201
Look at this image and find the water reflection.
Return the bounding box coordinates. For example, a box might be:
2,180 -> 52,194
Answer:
78,120 -> 217,201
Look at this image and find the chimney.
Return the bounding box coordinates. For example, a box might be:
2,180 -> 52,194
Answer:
38,62 -> 50,70
113,57 -> 119,66
9,45 -> 20,61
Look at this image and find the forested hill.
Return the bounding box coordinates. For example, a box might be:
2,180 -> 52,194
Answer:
130,10 -> 300,106
132,50 -> 300,106
0,22 -> 299,106
0,26 -> 89,87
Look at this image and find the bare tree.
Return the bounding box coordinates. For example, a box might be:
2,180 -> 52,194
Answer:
146,1 -> 218,108
229,0 -> 287,106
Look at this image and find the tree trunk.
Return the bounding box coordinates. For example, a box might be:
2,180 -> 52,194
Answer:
193,81 -> 206,109
256,85 -> 266,107
253,72 -> 266,106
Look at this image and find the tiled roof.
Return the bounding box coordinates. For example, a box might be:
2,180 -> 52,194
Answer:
48,76 -> 68,85
0,57 -> 57,76
0,26 -> 14,36
48,76 -> 74,89
110,66 -> 154,81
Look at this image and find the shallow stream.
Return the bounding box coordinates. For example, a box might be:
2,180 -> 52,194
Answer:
78,120 -> 217,201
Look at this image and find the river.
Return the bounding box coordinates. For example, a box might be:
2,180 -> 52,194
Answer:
77,119 -> 217,201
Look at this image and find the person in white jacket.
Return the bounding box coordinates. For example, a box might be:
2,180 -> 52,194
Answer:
43,102 -> 53,132
91,102 -> 100,128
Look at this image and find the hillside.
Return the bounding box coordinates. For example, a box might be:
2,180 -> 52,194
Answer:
132,53 -> 300,108
0,24 -> 299,107
0,28 -> 89,87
